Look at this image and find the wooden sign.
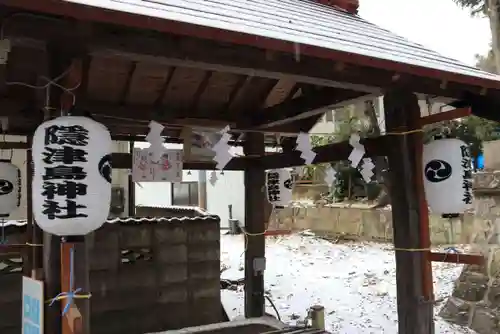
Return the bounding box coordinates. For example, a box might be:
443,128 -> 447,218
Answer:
22,276 -> 44,334
132,148 -> 183,182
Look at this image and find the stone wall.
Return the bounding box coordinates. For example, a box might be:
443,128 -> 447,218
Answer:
269,204 -> 476,245
439,172 -> 500,333
0,209 -> 222,334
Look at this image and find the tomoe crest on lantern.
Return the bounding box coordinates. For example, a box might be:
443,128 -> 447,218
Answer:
32,116 -> 113,236
0,160 -> 21,217
422,138 -> 473,215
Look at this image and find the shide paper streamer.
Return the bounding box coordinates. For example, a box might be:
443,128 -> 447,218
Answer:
210,125 -> 233,186
348,133 -> 375,183
295,132 -> 316,164
348,133 -> 365,168
145,121 -> 166,162
323,165 -> 337,188
360,158 -> 375,183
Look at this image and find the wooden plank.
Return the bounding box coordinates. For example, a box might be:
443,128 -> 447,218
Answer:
429,252 -> 483,265
111,135 -> 389,170
419,108 -> 471,126
248,88 -> 366,129
61,240 -> 88,334
243,132 -> 266,317
383,89 -> 434,334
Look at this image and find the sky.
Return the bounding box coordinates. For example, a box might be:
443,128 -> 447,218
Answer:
359,0 -> 491,66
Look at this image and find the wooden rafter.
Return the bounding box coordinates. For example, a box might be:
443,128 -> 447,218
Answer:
3,15 -> 491,102
224,74 -> 249,113
153,66 -> 176,107
189,70 -> 213,115
118,61 -> 137,105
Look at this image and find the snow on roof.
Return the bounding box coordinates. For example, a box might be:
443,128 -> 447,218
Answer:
65,0 -> 499,81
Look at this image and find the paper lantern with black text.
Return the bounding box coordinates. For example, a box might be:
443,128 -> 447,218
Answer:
266,169 -> 293,207
423,138 -> 473,215
32,116 -> 113,236
0,160 -> 20,217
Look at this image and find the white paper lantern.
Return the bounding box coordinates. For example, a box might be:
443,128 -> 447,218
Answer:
32,116 -> 112,236
265,169 -> 293,207
0,160 -> 20,217
423,138 -> 473,215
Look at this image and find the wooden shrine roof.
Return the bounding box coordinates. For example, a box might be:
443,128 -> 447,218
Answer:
0,0 -> 498,143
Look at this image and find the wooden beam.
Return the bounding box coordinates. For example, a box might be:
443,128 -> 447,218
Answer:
243,135 -> 388,170
190,71 -> 213,115
111,135 -> 389,170
243,132 -> 266,318
153,67 -> 176,107
247,87 -> 366,129
4,0 -> 500,94
429,252 -> 483,265
110,152 -> 244,170
119,61 -> 137,105
419,108 -> 471,126
7,16 -> 491,101
383,89 -> 434,334
224,75 -> 250,113
75,97 -> 326,134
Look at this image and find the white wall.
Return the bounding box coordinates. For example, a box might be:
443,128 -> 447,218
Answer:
206,170 -> 245,228
134,169 -> 199,207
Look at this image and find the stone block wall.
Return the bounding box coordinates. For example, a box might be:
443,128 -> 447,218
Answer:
0,209 -> 222,334
440,172 -> 500,333
269,204 -> 476,245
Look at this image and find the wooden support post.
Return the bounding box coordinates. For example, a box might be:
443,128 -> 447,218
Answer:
43,43 -> 67,334
61,238 -> 89,334
383,89 -> 434,334
243,132 -> 266,318
309,305 -> 325,330
26,135 -> 44,278
44,43 -> 90,334
198,171 -> 207,210
127,141 -> 135,216
60,57 -> 90,334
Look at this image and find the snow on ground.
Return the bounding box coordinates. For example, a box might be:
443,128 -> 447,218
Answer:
220,233 -> 476,334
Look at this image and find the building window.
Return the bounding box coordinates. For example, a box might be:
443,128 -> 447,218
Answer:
172,182 -> 199,206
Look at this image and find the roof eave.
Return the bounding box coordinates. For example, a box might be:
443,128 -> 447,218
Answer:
3,0 -> 500,95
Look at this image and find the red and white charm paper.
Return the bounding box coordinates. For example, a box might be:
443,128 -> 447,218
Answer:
132,148 -> 183,182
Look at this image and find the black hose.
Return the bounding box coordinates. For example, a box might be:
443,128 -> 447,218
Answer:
265,294 -> 281,321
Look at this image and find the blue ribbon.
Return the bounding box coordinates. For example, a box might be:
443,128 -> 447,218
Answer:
444,246 -> 460,254
49,246 -> 84,316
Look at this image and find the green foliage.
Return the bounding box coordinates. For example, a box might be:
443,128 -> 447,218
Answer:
302,105 -> 499,202
301,108 -> 377,201
424,115 -> 500,159
453,0 -> 487,16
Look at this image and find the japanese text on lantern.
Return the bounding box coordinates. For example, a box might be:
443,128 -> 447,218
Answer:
460,145 -> 473,205
40,125 -> 89,220
266,171 -> 281,203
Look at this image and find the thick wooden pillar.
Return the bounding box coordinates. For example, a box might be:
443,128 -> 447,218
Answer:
243,132 -> 266,318
383,89 -> 434,334
26,135 -> 44,278
44,43 -> 90,334
128,141 -> 135,216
